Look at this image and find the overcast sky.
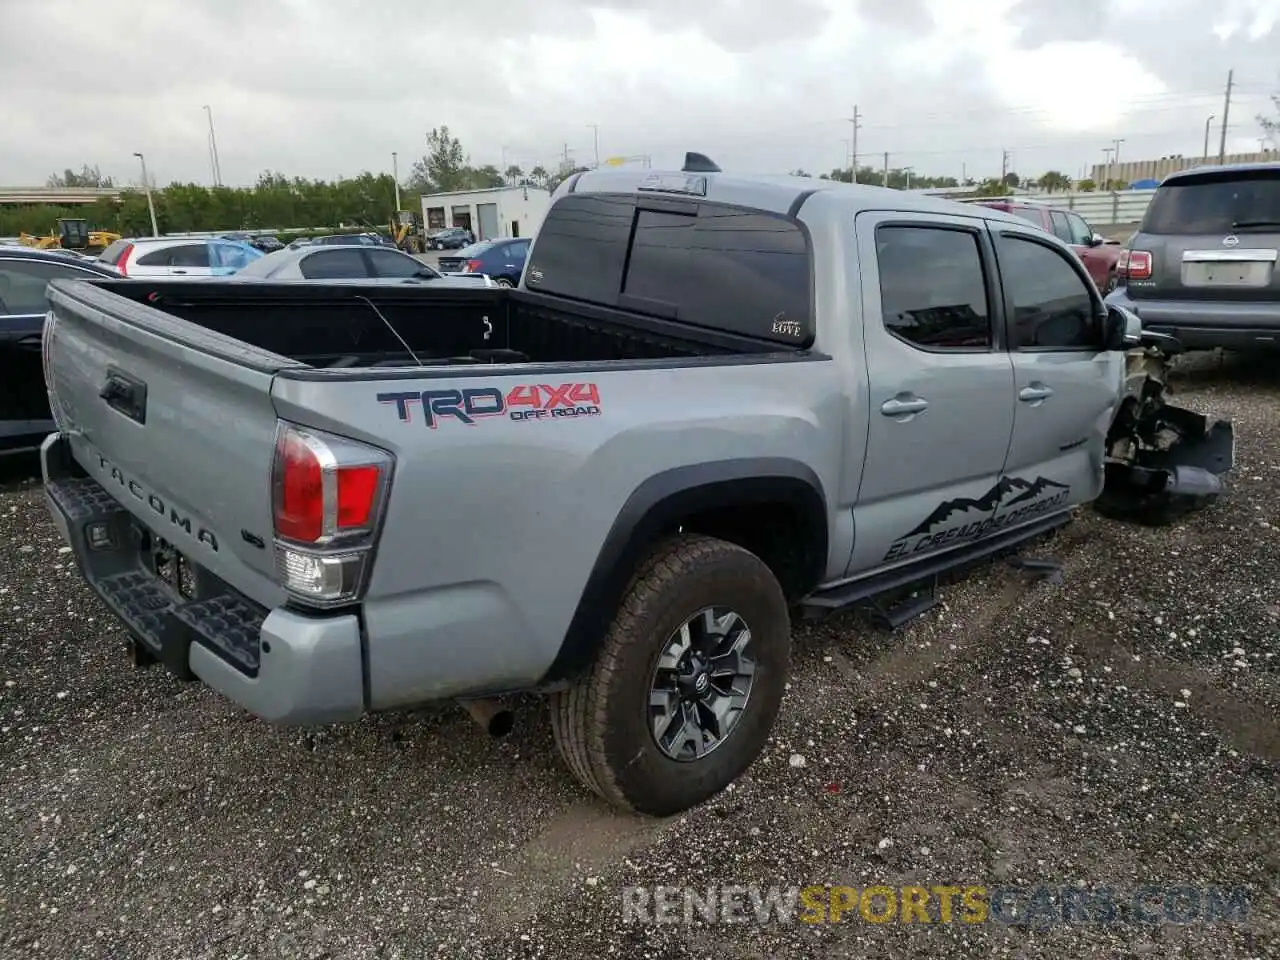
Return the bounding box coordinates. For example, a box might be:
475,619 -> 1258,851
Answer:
4,0 -> 1278,188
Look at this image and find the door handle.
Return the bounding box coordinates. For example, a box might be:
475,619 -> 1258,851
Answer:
880,395 -> 929,417
1019,384 -> 1054,402
171,269 -> 187,275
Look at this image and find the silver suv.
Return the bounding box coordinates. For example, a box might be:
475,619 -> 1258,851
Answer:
97,237 -> 264,279
1106,161 -> 1280,351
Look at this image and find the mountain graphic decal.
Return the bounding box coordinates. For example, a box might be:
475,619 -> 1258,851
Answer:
903,476 -> 1070,538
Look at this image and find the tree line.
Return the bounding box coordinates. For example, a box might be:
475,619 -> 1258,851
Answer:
3,126 -> 588,238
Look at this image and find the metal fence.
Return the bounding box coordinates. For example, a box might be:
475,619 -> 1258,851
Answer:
964,190 -> 1156,225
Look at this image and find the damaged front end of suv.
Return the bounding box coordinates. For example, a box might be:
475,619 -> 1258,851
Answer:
1096,327 -> 1235,525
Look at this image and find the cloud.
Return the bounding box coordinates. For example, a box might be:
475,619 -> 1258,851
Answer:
1,0 -> 1277,191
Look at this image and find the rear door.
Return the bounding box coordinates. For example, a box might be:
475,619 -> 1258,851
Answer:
991,221 -> 1120,514
846,211 -> 1017,572
1130,167 -> 1280,303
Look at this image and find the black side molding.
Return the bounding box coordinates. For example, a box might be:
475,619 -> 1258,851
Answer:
539,458 -> 828,685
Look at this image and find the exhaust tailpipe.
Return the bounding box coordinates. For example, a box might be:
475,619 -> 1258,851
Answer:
459,697 -> 514,738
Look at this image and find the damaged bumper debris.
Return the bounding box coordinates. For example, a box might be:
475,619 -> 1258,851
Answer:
1096,340 -> 1235,526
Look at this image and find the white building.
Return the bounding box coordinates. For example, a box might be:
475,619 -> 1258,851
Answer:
420,185 -> 553,242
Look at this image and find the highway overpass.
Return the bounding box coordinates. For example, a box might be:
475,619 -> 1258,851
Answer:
0,186 -> 122,205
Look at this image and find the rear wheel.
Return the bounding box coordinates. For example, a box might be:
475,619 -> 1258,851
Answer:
550,534 -> 791,816
494,277 -> 513,287
1104,270 -> 1118,294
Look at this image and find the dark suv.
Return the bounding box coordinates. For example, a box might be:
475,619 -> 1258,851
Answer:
1106,161 -> 1280,351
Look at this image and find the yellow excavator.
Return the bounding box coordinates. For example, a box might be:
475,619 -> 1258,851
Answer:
389,210 -> 423,254
18,218 -> 120,254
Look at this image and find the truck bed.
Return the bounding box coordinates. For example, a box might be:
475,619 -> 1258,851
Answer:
84,279 -> 783,370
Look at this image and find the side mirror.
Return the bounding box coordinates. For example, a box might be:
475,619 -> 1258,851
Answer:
1103,304 -> 1142,351
1140,330 -> 1184,355
1089,232 -> 1105,247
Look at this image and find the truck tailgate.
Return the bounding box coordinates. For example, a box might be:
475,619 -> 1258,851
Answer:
43,279 -> 294,610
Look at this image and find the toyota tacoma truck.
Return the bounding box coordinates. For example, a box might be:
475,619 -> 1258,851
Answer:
38,156 -> 1235,817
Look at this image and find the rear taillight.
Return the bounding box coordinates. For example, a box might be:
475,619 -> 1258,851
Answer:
464,259 -> 483,273
115,242 -> 133,276
271,422 -> 393,607
1117,249 -> 1152,281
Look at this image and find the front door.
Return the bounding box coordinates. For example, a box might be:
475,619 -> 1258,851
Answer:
846,211 -> 1017,575
990,222 -> 1122,515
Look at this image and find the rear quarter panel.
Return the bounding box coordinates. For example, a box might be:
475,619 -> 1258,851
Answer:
269,358 -> 847,706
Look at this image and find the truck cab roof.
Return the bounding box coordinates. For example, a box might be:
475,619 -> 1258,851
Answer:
559,162 -> 1035,230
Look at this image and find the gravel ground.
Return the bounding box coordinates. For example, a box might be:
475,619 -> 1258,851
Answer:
0,352 -> 1276,959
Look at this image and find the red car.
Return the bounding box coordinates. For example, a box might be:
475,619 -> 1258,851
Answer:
974,200 -> 1124,293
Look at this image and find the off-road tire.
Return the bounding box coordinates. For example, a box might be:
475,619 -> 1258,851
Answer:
550,534 -> 791,816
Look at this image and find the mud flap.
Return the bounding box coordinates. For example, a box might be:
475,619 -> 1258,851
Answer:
1097,411 -> 1235,526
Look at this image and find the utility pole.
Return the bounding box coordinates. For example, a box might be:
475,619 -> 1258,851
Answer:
1203,115 -> 1215,162
1217,68 -> 1234,164
133,152 -> 159,237
961,161 -> 966,184
203,105 -> 222,187
1000,149 -> 1010,184
587,124 -> 600,168
1110,138 -> 1125,188
392,152 -> 400,211
1102,147 -> 1114,189
882,152 -> 889,188
848,106 -> 860,183
563,142 -> 571,170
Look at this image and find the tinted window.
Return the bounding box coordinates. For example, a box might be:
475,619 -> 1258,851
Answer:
875,226 -> 991,349
622,206 -> 810,342
299,249 -> 368,279
996,234 -> 1098,349
1142,170 -> 1280,234
366,249 -> 426,278
1049,211 -> 1074,243
509,239 -> 531,258
0,258 -> 102,315
1065,212 -> 1093,245
137,244 -> 208,267
524,194 -> 636,305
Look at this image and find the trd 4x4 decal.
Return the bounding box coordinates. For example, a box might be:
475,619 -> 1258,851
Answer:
885,476 -> 1070,561
378,382 -> 602,428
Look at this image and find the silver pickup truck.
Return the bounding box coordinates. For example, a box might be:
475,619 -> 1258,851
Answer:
39,158 -> 1234,816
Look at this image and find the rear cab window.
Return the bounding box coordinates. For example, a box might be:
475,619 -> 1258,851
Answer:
525,193 -> 813,347
1142,168 -> 1280,234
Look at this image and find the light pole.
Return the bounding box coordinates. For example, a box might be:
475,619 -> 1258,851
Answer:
902,166 -> 914,190
587,124 -> 600,168
202,105 -> 222,187
133,152 -> 159,237
1203,115 -> 1215,162
392,152 -> 401,211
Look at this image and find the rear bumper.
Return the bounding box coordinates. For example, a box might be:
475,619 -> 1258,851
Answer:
40,433 -> 365,726
1106,289 -> 1280,350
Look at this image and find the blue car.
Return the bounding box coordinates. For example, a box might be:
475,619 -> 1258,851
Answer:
437,237 -> 531,287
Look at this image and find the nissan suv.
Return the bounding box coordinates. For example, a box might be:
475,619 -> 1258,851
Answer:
1105,161 -> 1280,351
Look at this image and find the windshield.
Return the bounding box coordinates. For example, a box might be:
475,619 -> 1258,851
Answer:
1142,170 -> 1280,234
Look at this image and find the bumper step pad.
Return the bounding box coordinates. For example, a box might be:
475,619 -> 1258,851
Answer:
47,476 -> 266,678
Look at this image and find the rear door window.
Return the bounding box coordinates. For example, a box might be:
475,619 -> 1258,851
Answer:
365,249 -> 424,278
1142,170 -> 1280,234
875,225 -> 992,349
136,243 -> 209,268
299,249 -> 368,279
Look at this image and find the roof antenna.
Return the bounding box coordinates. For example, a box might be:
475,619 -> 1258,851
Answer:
682,152 -> 721,173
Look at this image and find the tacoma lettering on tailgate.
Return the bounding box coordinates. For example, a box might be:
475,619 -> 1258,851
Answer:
377,383 -> 602,429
